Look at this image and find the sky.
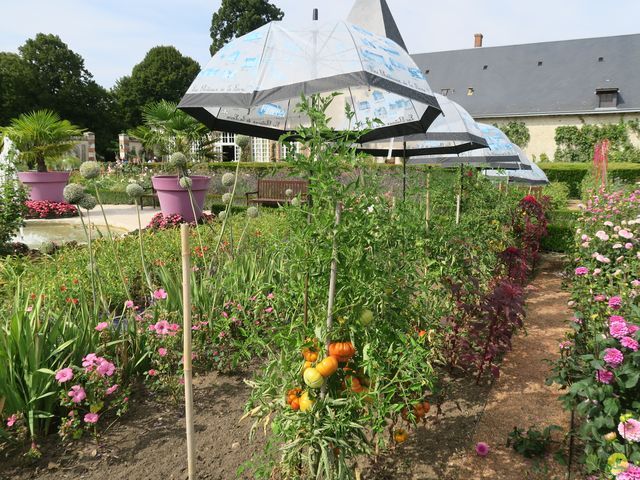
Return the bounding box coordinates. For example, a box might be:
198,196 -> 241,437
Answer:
2,0 -> 640,89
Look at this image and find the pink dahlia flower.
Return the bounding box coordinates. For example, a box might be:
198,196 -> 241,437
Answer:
55,367 -> 74,383
618,419 -> 640,442
595,369 -> 614,384
621,337 -> 639,351
609,296 -> 623,310
475,442 -> 490,456
603,348 -> 624,367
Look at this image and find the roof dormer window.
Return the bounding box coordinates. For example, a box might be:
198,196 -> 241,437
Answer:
596,88 -> 619,108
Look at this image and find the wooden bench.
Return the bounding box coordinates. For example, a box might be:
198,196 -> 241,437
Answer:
245,178 -> 308,206
140,187 -> 158,210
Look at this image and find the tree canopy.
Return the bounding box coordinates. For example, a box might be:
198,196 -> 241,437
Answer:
209,0 -> 284,55
113,46 -> 200,129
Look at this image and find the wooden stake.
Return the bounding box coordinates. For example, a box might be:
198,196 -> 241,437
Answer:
425,168 -> 431,232
322,202 -> 342,399
181,224 -> 196,480
455,194 -> 461,225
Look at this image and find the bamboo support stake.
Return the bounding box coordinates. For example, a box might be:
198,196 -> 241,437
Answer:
181,224 -> 196,480
322,202 -> 342,399
425,168 -> 431,232
455,194 -> 461,225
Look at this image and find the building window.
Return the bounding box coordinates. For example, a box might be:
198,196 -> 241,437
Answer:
596,88 -> 619,108
440,88 -> 451,96
424,69 -> 430,75
537,60 -> 543,66
598,57 -> 604,62
482,65 -> 488,70
251,138 -> 271,162
467,87 -> 474,96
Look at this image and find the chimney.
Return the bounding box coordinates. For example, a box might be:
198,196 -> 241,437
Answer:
312,8 -> 318,21
474,33 -> 483,48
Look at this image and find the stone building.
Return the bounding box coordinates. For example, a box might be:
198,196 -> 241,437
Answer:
411,33 -> 640,161
70,132 -> 96,162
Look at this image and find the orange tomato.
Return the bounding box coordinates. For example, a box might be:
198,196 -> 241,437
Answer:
418,330 -> 427,338
394,429 -> 408,443
301,347 -> 319,362
316,355 -> 339,377
290,398 -> 300,410
328,341 -> 356,362
421,401 -> 431,415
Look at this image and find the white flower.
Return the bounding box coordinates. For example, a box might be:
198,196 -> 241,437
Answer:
367,205 -> 374,214
604,221 -> 614,227
595,230 -> 610,241
613,243 -> 623,249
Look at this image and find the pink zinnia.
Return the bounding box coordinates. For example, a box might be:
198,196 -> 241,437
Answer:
621,337 -> 639,351
68,385 -> 86,403
609,296 -> 623,310
105,384 -> 119,395
595,369 -> 614,384
84,413 -> 99,424
55,367 -> 74,383
475,442 -> 490,456
618,419 -> 640,442
629,325 -> 640,335
603,348 -> 624,367
617,465 -> 640,480
153,289 -> 168,300
96,360 -> 116,377
158,347 -> 168,357
575,267 -> 589,276
610,321 -> 629,339
95,321 -> 109,332
6,414 -> 17,428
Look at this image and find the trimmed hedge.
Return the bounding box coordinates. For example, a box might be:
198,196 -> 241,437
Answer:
541,208 -> 579,253
539,163 -> 640,198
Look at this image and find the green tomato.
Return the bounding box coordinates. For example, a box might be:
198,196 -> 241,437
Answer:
359,309 -> 374,326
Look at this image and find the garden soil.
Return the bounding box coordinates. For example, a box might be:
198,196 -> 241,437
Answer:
1,254 -> 575,480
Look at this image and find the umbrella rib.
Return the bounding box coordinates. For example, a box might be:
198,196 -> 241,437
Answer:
250,23 -> 276,106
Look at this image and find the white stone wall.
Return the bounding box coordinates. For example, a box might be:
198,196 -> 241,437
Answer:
480,113 -> 640,162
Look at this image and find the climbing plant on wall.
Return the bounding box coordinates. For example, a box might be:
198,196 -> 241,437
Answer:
494,121 -> 530,148
554,121 -> 640,163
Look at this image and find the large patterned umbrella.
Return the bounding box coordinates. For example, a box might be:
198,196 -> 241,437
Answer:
178,20 -> 442,142
484,147 -> 549,185
356,93 -> 488,157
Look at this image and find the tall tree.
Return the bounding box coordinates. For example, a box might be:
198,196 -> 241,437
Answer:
112,46 -> 200,129
209,0 -> 284,55
13,34 -> 121,159
0,53 -> 37,126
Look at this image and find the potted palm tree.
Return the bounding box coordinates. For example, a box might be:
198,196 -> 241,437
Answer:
2,110 -> 83,202
129,101 -> 215,221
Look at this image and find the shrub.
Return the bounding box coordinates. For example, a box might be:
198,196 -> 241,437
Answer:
0,171 -> 28,248
25,200 -> 77,219
539,163 -> 640,198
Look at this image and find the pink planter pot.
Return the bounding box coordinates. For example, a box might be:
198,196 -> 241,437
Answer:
17,171 -> 71,202
151,175 -> 211,222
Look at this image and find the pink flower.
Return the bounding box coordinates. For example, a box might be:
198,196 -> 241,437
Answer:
55,367 -> 74,383
26,306 -> 33,312
95,321 -> 109,332
603,348 -> 624,367
596,254 -> 611,263
82,353 -> 102,371
619,229 -> 634,239
575,267 -> 589,276
618,419 -> 640,442
595,369 -> 614,384
595,230 -> 610,241
609,296 -> 623,310
622,337 -> 640,351
267,293 -> 275,300
264,307 -> 274,313
559,341 -> 573,350
68,385 -> 87,403
124,300 -> 135,309
147,369 -> 157,376
153,289 -> 168,300
475,442 -> 490,456
105,384 -> 119,395
617,465 -> 640,480
84,413 -> 99,424
158,347 -> 167,357
594,294 -> 607,302
96,359 -> 116,377
593,268 -> 602,275
629,325 -> 640,335
153,320 -> 172,335
632,280 -> 640,288
6,414 -> 17,428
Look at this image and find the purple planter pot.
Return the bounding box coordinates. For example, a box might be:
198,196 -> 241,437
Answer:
151,175 -> 211,222
17,171 -> 71,202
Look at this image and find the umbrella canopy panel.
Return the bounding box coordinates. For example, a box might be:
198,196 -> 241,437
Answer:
356,93 -> 488,157
484,146 -> 549,184
179,21 -> 441,141
408,123 -> 531,170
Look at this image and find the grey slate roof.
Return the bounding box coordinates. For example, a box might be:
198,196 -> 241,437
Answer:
411,34 -> 640,118
347,0 -> 407,51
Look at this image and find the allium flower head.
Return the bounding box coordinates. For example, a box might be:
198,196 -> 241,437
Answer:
126,182 -> 144,199
221,172 -> 235,187
169,152 -> 188,169
222,192 -> 232,204
218,211 -> 226,220
247,206 -> 259,218
63,183 -> 86,204
179,176 -> 192,189
79,161 -> 101,179
78,194 -> 97,210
